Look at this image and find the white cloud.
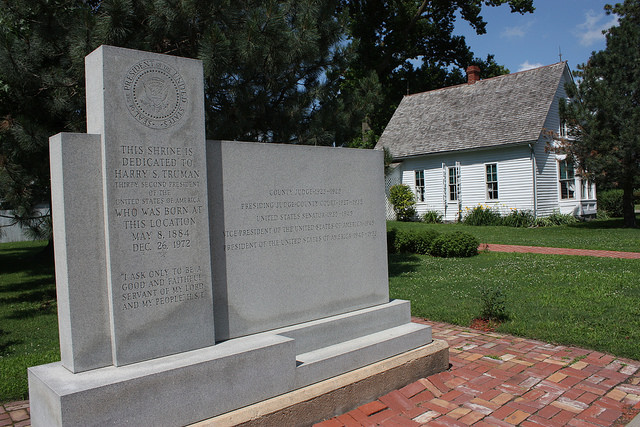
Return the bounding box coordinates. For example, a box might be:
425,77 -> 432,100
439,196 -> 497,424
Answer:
575,10 -> 618,46
501,21 -> 534,39
518,61 -> 544,72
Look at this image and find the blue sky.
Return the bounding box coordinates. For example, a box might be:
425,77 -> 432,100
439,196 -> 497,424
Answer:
454,0 -> 619,73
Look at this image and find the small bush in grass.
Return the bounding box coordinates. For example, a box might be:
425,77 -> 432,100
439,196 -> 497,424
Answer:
422,210 -> 443,224
502,209 -> 535,227
430,231 -> 479,258
479,287 -> 508,321
598,189 -> 624,217
463,205 -> 502,226
389,184 -> 416,221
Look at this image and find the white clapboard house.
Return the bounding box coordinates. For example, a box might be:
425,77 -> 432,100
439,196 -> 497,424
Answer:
376,62 -> 597,222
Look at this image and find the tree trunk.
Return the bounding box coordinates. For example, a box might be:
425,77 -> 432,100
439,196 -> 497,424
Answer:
622,180 -> 637,228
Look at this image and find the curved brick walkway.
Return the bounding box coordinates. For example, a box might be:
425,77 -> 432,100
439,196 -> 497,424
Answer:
3,320 -> 640,426
316,319 -> 640,427
481,244 -> 640,259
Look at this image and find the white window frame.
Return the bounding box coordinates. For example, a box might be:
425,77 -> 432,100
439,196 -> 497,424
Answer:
448,166 -> 459,202
485,163 -> 498,200
559,159 -> 575,200
559,120 -> 569,138
414,170 -> 425,202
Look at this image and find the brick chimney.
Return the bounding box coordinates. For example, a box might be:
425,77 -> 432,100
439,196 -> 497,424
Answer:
466,65 -> 480,84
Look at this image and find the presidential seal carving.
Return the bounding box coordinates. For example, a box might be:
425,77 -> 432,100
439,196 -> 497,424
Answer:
123,60 -> 188,129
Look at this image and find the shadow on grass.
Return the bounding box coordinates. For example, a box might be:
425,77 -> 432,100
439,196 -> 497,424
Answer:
5,300 -> 57,320
0,255 -> 53,277
569,215 -> 640,230
0,282 -> 56,305
0,328 -> 23,356
388,253 -> 424,278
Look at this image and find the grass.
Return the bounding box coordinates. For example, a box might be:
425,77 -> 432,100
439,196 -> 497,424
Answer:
388,216 -> 640,252
0,240 -> 59,403
389,251 -> 640,361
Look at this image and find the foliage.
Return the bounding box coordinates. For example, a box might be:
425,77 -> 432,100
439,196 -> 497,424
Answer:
388,251 -> 640,360
0,0 -> 92,239
347,129 -> 379,149
429,231 -> 479,258
598,189 -> 625,217
534,211 -> 578,227
479,287 -> 508,321
501,209 -> 535,228
337,0 -> 534,136
462,205 -> 502,226
387,218 -> 640,252
388,184 -> 416,221
421,210 -> 443,224
0,0 -> 344,238
388,227 -> 440,255
559,0 -> 640,227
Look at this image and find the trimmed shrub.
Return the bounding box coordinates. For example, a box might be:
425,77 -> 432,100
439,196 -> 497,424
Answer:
598,189 -> 624,217
388,228 -> 440,254
502,209 -> 535,228
389,184 -> 416,221
463,205 -> 502,226
422,210 -> 443,224
386,229 -> 398,254
430,231 -> 479,258
410,229 -> 441,254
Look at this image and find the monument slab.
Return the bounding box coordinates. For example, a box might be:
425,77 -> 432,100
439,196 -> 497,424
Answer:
85,46 -> 214,365
49,133 -> 111,373
207,140 -> 389,340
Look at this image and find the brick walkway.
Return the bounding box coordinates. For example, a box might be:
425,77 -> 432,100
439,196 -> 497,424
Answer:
0,401 -> 29,427
316,319 -> 640,427
481,244 -> 640,259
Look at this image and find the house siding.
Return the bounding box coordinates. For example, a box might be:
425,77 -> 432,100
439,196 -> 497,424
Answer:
400,145 -> 534,221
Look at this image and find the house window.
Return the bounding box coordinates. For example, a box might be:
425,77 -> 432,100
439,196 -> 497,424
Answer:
448,166 -> 459,202
559,120 -> 568,138
486,164 -> 498,200
559,159 -> 575,199
581,179 -> 595,199
415,170 -> 425,202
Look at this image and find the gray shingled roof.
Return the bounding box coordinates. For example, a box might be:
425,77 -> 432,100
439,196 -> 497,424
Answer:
375,62 -> 568,159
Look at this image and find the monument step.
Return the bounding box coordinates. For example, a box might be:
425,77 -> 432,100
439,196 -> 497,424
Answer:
294,322 -> 431,388
268,299 -> 414,355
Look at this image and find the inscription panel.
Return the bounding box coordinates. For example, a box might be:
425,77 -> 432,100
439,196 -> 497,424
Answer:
209,141 -> 389,340
86,46 -> 214,366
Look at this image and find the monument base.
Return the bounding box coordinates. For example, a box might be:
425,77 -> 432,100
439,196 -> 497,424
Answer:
28,301 -> 443,427
193,340 -> 449,427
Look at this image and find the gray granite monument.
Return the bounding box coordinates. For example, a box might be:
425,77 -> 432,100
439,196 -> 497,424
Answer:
28,46 -> 447,426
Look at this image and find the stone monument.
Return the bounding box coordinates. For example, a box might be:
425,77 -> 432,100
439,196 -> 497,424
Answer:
28,46 -> 448,426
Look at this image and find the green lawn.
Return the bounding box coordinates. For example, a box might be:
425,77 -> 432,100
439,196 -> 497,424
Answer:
0,240 -> 59,403
389,251 -> 640,361
388,217 -> 640,252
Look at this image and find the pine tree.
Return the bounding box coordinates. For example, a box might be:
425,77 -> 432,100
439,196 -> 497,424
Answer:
561,0 -> 640,227
0,0 -> 94,240
335,0 -> 535,137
